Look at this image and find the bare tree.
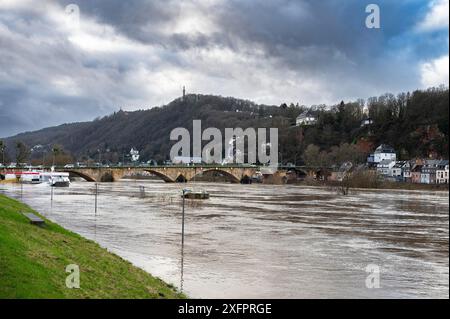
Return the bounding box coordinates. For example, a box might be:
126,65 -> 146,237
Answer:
304,144 -> 321,166
16,141 -> 30,166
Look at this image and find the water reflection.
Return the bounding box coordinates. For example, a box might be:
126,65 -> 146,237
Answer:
0,180 -> 448,299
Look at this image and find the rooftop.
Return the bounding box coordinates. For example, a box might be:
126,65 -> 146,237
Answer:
296,110 -> 317,119
375,144 -> 395,154
423,159 -> 449,167
393,161 -> 407,168
378,159 -> 395,165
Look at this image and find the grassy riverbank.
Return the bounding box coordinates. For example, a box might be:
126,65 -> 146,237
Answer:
0,194 -> 185,299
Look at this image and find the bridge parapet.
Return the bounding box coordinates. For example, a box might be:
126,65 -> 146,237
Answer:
62,166 -> 260,183
56,165 -> 326,184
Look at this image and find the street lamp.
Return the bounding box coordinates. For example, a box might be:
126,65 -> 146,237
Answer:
52,147 -> 57,168
180,188 -> 188,293
0,144 -> 5,172
1,145 -> 4,165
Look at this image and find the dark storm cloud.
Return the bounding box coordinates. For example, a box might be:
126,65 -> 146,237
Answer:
55,0 -> 229,51
0,0 -> 448,137
60,0 -> 428,60
55,0 -> 439,89
57,0 -> 174,37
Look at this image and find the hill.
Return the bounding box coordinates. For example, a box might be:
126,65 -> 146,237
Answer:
1,87 -> 449,165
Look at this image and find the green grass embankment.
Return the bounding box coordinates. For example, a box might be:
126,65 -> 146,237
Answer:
0,194 -> 186,299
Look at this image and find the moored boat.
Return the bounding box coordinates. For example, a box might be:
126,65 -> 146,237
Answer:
2,172 -> 19,182
40,172 -> 71,187
20,171 -> 42,184
181,190 -> 210,200
49,175 -> 70,187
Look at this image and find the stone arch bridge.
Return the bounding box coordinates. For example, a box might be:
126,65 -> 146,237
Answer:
63,166 -> 261,183
2,166 -> 324,184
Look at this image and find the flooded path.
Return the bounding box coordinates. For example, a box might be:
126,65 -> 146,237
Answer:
1,180 -> 448,298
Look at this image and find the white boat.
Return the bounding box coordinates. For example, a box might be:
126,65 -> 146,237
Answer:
49,176 -> 70,187
181,189 -> 210,200
19,171 -> 42,184
40,172 -> 71,187
3,173 -> 18,182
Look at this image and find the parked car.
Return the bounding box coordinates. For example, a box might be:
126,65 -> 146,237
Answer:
64,164 -> 75,168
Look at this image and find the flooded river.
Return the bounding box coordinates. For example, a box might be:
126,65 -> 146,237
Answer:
1,180 -> 448,298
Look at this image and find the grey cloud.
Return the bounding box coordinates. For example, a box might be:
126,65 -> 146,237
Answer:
60,0 -> 427,82
0,0 -> 447,137
63,0 -> 410,58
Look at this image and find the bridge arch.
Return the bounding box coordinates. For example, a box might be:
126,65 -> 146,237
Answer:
240,175 -> 252,184
100,171 -> 115,182
66,170 -> 96,182
176,174 -> 188,183
143,169 -> 175,183
118,169 -> 175,183
192,168 -> 241,183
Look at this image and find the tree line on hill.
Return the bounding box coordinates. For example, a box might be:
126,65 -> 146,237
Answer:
1,86 -> 448,167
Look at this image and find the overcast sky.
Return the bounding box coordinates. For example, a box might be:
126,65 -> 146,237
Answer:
0,0 -> 448,137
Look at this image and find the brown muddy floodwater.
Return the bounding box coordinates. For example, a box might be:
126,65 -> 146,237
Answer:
1,180 -> 448,298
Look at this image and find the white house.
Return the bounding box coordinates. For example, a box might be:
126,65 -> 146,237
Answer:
436,160 -> 449,184
296,111 -> 317,126
402,161 -> 413,181
130,148 -> 140,162
361,118 -> 373,127
420,172 -> 431,184
371,144 -> 397,164
377,159 -> 396,176
420,160 -> 441,184
391,161 -> 407,180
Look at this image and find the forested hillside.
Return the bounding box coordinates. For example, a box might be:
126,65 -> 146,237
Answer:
1,87 -> 448,166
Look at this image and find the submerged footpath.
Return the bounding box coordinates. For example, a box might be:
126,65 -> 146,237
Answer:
0,194 -> 186,299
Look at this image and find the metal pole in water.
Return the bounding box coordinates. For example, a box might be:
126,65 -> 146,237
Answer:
180,238 -> 185,293
181,189 -> 186,247
180,189 -> 186,293
95,183 -> 98,215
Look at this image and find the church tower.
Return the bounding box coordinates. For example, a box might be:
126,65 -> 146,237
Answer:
363,105 -> 370,117
182,86 -> 186,101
